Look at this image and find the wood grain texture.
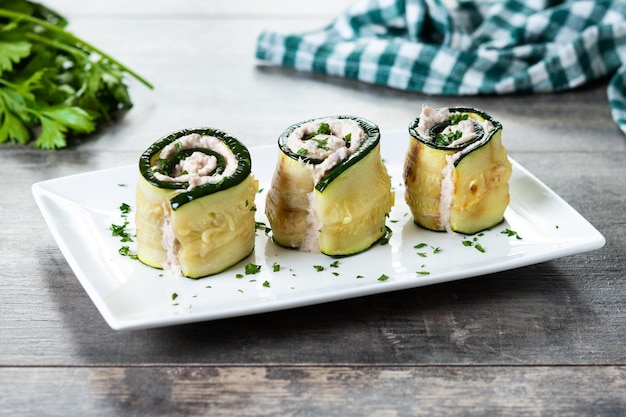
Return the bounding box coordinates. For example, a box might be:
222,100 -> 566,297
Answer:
1,0 -> 625,415
2,366 -> 625,417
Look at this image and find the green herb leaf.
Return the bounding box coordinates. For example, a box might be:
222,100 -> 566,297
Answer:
245,263 -> 261,275
448,112 -> 469,125
434,129 -> 462,147
501,228 -> 523,240
317,122 -> 331,135
0,5 -> 152,148
118,245 -> 137,259
119,203 -> 131,215
312,138 -> 329,150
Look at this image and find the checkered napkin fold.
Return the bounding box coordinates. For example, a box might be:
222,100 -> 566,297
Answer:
256,0 -> 626,135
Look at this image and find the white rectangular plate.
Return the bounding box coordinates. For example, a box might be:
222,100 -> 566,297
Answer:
32,131 -> 605,330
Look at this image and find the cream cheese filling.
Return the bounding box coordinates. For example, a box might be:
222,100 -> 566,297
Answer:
286,118 -> 365,252
153,133 -> 238,191
417,106 -> 494,232
152,133 -> 240,275
287,118 -> 364,184
160,202 -> 182,276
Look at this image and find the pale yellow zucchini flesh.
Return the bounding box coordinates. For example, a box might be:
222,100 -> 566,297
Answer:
403,107 -> 512,234
135,128 -> 258,278
265,116 -> 394,256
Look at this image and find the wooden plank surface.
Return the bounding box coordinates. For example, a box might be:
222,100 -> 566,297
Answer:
2,366 -> 626,417
1,0 -> 625,415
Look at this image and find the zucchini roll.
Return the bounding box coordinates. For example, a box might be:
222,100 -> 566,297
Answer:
403,106 -> 512,234
265,116 -> 394,256
136,128 -> 258,278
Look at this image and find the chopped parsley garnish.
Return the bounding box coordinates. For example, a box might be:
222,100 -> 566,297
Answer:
313,265 -> 325,272
118,245 -> 138,260
377,274 -> 390,282
344,133 -> 352,147
171,292 -> 178,301
272,262 -> 281,272
297,148 -> 307,155
235,273 -> 243,279
414,243 -> 427,249
303,122 -> 332,141
449,112 -> 469,125
317,122 -> 331,135
245,263 -> 261,275
262,280 -> 271,288
462,236 -> 486,253
330,260 -> 340,268
312,138 -> 329,150
434,129 -> 462,146
110,202 -> 135,259
255,221 -> 271,234
501,228 -> 523,240
109,222 -> 133,242
120,203 -> 131,214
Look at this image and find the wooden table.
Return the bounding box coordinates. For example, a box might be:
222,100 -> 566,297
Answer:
2,1 -> 625,415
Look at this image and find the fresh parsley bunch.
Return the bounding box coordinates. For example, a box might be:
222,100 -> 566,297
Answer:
0,0 -> 152,149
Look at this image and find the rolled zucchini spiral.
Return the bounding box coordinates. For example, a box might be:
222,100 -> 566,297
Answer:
265,115 -> 394,256
403,106 -> 512,234
136,128 -> 258,278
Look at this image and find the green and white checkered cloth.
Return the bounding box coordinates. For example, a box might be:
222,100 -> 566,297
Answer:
256,0 -> 626,134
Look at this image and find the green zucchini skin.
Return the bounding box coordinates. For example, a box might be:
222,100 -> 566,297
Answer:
138,127 -> 252,209
277,115 -> 381,192
408,107 -> 502,166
